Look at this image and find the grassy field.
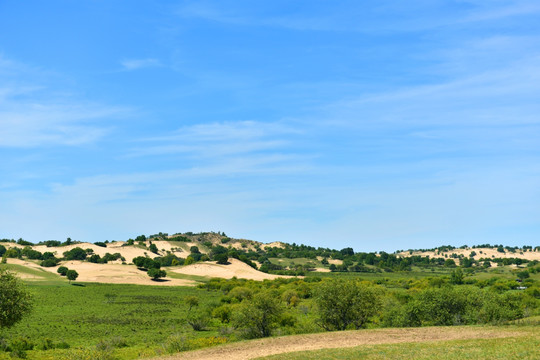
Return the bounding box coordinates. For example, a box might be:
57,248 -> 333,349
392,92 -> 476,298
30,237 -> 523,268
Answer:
0,281 -> 222,360
1,259 -> 538,360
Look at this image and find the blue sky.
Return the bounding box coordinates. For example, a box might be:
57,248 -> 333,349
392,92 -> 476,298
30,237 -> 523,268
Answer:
1,1 -> 539,252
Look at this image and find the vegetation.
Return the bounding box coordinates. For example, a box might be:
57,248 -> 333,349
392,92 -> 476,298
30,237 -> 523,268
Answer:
315,280 -> 380,330
0,232 -> 539,359
0,268 -> 33,330
66,270 -> 79,284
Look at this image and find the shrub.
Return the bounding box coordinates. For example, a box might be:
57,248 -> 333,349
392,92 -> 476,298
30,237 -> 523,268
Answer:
40,258 -> 59,267
187,311 -> 210,331
212,304 -> 233,323
215,254 -> 229,265
0,269 -> 33,329
162,334 -> 191,353
66,270 -> 79,283
63,247 -> 87,261
147,268 -> 166,280
57,266 -> 69,276
231,291 -> 284,338
184,295 -> 199,311
5,248 -> 21,258
149,243 -> 159,254
315,280 -> 381,330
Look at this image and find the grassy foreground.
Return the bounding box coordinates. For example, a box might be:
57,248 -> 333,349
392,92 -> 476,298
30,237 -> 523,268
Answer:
257,332 -> 540,360
0,281 -> 222,360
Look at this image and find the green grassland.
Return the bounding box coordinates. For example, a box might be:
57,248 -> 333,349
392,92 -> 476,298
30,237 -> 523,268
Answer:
0,281 -> 223,360
257,327 -> 540,360
1,253 -> 539,360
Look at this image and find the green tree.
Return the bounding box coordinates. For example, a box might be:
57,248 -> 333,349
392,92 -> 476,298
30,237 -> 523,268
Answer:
184,295 -> 199,311
231,291 -> 284,338
444,259 -> 456,267
0,269 -> 33,329
57,266 -> 69,276
315,280 -> 381,330
149,243 -> 159,254
147,268 -> 166,280
63,247 -> 87,261
517,270 -> 530,280
66,270 -> 79,283
450,268 -> 464,285
214,253 -> 229,265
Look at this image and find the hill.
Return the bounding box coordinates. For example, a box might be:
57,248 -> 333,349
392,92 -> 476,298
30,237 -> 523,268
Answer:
1,233 -> 538,285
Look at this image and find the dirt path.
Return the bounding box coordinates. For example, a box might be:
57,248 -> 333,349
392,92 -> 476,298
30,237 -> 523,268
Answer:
153,326 -> 524,360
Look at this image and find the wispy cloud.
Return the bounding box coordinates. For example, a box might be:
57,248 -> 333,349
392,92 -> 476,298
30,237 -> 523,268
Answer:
120,58 -> 161,71
129,120 -> 303,159
176,1 -> 540,33
0,57 -> 130,148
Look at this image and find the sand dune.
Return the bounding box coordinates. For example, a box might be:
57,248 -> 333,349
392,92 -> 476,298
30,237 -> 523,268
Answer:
171,258 -> 290,281
400,247 -> 540,261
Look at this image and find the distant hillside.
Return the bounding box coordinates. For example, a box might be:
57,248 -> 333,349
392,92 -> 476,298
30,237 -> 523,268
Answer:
1,233 -> 538,282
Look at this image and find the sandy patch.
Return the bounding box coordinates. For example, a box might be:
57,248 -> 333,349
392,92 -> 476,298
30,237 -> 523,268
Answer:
31,242 -> 155,260
58,261 -> 196,286
172,259 -> 291,281
399,247 -> 540,261
327,259 -> 343,265
5,258 -> 52,280
264,242 -> 286,249
154,326 -> 527,360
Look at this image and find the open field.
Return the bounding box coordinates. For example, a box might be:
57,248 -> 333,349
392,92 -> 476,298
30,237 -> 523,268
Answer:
153,326 -> 539,360
1,237 -> 539,360
0,281 -> 223,360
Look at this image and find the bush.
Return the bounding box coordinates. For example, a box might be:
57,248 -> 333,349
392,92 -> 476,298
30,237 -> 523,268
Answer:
5,248 -> 21,258
212,304 -> 233,323
66,270 -> 79,283
147,268 -> 166,280
315,280 -> 381,330
187,311 -> 210,331
63,247 -> 87,261
231,291 -> 284,338
40,258 -> 59,267
214,254 -> 229,265
149,243 -> 159,254
0,269 -> 33,329
57,266 -> 69,276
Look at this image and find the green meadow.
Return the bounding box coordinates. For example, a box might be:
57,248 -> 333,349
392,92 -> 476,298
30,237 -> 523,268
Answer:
0,279 -> 222,359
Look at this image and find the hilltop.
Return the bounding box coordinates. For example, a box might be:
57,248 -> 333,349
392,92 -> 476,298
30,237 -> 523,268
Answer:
1,233 -> 538,285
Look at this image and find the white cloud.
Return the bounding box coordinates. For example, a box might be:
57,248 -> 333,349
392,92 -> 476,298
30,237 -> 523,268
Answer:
0,57 -> 130,148
120,58 -> 161,71
129,120 -> 304,159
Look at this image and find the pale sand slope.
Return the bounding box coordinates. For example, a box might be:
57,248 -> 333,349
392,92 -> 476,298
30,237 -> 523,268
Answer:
171,259 -> 290,281
154,326 -> 527,360
7,258 -> 195,286
57,260 -> 196,286
6,259 -> 52,280
6,240 -> 189,259
400,248 -> 540,261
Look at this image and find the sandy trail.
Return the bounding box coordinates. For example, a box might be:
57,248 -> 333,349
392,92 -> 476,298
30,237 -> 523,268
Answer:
154,327 -> 524,360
